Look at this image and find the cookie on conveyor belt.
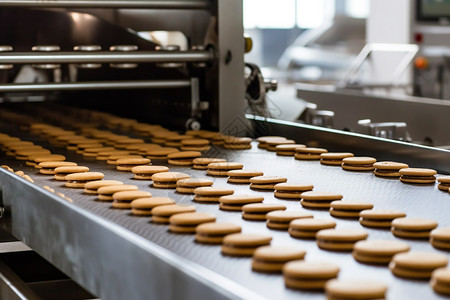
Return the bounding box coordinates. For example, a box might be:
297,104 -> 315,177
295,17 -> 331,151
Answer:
274,182 -> 314,200
192,157 -> 226,170
16,148 -> 50,161
329,200 -> 373,218
256,136 -> 286,149
275,144 -> 306,156
176,178 -> 213,194
164,134 -> 193,148
266,210 -> 313,230
341,156 -> 377,171
283,261 -> 339,290
294,147 -> 327,160
399,167 -> 437,184
180,138 -> 210,152
65,172 -> 104,188
430,227 -> 450,250
373,161 -> 409,178
39,161 -> 77,175
151,172 -> 190,189
390,251 -> 448,279
325,279 -> 388,300
131,165 -> 169,180
221,233 -> 272,257
242,203 -> 286,221
193,186 -> 234,203
289,218 -> 336,239
316,228 -> 368,251
97,184 -> 138,201
145,147 -> 179,160
437,176 -> 450,191
320,152 -> 354,166
359,209 -> 406,228
54,166 -> 89,181
32,154 -> 66,167
250,176 -> 287,190
169,212 -> 216,233
130,197 -> 175,216
107,155 -> 143,165
151,204 -> 196,224
219,194 -> 264,211
431,268 -> 450,296
300,191 -> 343,209
116,157 -> 151,171
352,239 -> 410,265
82,147 -> 115,158
167,151 -> 202,166
195,222 -> 242,244
266,139 -> 295,152
96,150 -> 130,161
227,169 -> 263,184
112,190 -> 152,209
84,180 -> 124,194
207,162 -> 243,177
391,217 -> 438,239
252,246 -> 306,273
223,137 -> 252,150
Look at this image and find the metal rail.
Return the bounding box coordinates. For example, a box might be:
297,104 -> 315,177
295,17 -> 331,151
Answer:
0,51 -> 213,64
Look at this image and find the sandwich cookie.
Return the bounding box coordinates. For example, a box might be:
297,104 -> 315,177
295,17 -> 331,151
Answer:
250,176 -> 287,190
320,152 -> 354,166
399,167 -> 437,184
167,151 -> 202,166
195,222 -> 242,244
151,172 -> 190,189
373,161 -> 409,178
96,150 -> 130,161
391,217 -> 438,239
193,187 -> 234,203
151,204 -> 196,224
359,209 -> 406,228
329,200 -> 373,219
131,165 -> 169,180
192,157 -> 226,170
430,227 -> 450,250
223,137 -> 252,150
316,228 -> 368,251
257,136 -> 286,149
219,194 -> 264,211
341,156 -> 377,171
294,147 -> 328,160
227,170 -> 263,184
107,155 -> 143,165
438,176 -> 450,191
300,191 -> 343,209
431,268 -> 450,296
116,157 -> 151,171
112,190 -> 152,209
176,178 -> 213,194
352,239 -> 410,265
31,154 -> 66,167
242,203 -> 287,221
266,139 -> 295,151
289,218 -> 337,239
146,147 -> 180,160
390,251 -> 448,279
39,161 -> 77,175
275,144 -> 306,156
130,197 -> 175,216
84,180 -> 123,194
83,147 -> 115,158
169,212 -> 216,233
252,246 -> 306,273
97,184 -> 138,201
164,134 -> 194,147
54,166 -> 89,181
266,210 -> 313,230
207,162 -> 244,176
180,138 -> 210,152
325,279 -> 388,300
65,172 -> 104,188
283,261 -> 340,290
221,233 -> 272,257
114,138 -> 144,149
76,142 -> 103,154
16,149 -> 51,161
274,183 -> 314,200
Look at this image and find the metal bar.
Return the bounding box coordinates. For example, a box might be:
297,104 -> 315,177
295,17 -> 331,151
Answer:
0,0 -> 209,9
0,80 -> 191,92
0,51 -> 213,64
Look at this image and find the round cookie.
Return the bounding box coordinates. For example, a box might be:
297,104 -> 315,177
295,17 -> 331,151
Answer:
249,176 -> 288,190
289,218 -> 337,239
195,222 -> 242,244
325,279 -> 388,300
192,157 -> 226,170
107,155 -> 143,165
116,157 -> 151,171
65,172 -> 104,188
352,239 -> 410,265
390,251 -> 448,279
180,138 -> 210,152
31,154 -> 66,167
193,186 -> 234,203
283,261 -> 340,290
112,190 -> 152,209
169,212 -> 216,233
227,169 -> 264,184
151,172 -> 190,189
257,136 -> 286,149
84,180 -> 124,194
151,204 -> 196,224
146,147 -> 179,160
39,161 -> 77,175
219,194 -> 264,211
359,209 -> 406,228
320,152 -> 354,166
274,182 -> 314,200
341,156 -> 377,171
167,151 -> 202,166
300,191 -> 343,209
176,178 -> 213,194
97,184 -> 138,201
391,217 -> 438,239
164,134 -> 194,147
266,210 -> 313,230
437,176 -> 450,191
266,139 -> 295,151
399,167 -> 437,184
252,246 -> 306,273
207,162 -> 244,176
431,268 -> 450,296
316,228 -> 368,251
221,233 -> 272,257
130,197 -> 175,216
430,227 -> 450,250
242,203 -> 287,221
16,148 -> 50,161
96,150 -> 130,161
329,200 -> 373,218
275,144 -> 306,156
131,165 -> 169,180
294,147 -> 328,160
223,137 -> 252,150
373,161 -> 409,178
54,166 -> 89,181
